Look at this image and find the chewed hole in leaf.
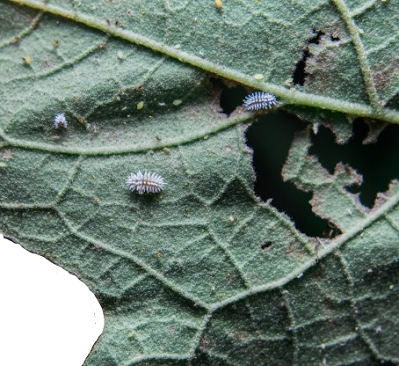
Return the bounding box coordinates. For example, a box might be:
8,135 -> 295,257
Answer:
246,110 -> 337,238
261,241 -> 273,250
0,235 -> 104,366
309,119 -> 399,209
207,77 -> 248,115
292,29 -> 325,86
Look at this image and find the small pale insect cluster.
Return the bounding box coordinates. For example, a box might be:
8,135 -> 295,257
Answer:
53,113 -> 67,128
243,92 -> 278,111
126,171 -> 166,194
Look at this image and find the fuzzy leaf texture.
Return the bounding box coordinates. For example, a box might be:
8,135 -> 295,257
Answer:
0,1 -> 399,366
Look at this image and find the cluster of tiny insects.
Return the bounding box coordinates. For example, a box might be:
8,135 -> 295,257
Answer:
54,91 -> 277,195
243,92 -> 278,111
126,171 -> 166,194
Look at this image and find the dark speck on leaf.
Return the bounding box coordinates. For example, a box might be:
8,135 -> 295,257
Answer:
261,241 -> 273,250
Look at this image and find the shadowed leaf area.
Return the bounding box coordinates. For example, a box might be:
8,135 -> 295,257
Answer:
309,120 -> 399,208
0,0 -> 399,365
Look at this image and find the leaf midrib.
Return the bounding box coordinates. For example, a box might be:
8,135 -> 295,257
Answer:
8,0 -> 399,124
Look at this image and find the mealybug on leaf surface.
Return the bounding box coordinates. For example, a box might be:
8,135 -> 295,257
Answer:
53,113 -> 67,128
126,171 -> 166,194
243,92 -> 278,111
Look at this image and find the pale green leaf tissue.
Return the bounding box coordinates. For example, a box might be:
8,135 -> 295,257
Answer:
1,1 -> 398,365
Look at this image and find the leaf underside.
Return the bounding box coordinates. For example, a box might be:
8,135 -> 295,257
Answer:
0,1 -> 399,365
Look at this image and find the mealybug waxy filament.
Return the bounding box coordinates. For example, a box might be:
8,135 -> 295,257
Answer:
53,113 -> 67,128
126,171 -> 166,194
243,92 -> 278,111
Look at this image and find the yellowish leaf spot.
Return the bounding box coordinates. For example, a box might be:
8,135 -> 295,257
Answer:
22,56 -> 31,65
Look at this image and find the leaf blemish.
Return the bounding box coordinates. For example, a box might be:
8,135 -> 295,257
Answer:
292,29 -> 325,86
2,149 -> 12,160
261,241 -> 273,250
22,56 -> 31,66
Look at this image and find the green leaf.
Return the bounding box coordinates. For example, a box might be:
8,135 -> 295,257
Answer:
1,1 -> 399,365
3,0 -> 399,123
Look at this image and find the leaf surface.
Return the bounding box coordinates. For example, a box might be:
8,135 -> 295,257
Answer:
0,1 -> 399,365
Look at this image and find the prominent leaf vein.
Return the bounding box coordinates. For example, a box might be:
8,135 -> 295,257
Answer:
332,0 -> 380,111
8,0 -> 399,124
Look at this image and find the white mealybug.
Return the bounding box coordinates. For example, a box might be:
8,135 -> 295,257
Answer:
126,171 -> 166,194
53,113 -> 67,128
243,92 -> 278,111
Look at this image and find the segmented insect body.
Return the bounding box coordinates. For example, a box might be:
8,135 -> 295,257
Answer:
243,92 -> 278,111
126,171 -> 166,194
53,113 -> 67,128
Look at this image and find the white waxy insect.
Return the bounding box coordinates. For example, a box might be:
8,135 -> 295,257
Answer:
53,113 -> 67,128
243,92 -> 278,111
126,171 -> 166,194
